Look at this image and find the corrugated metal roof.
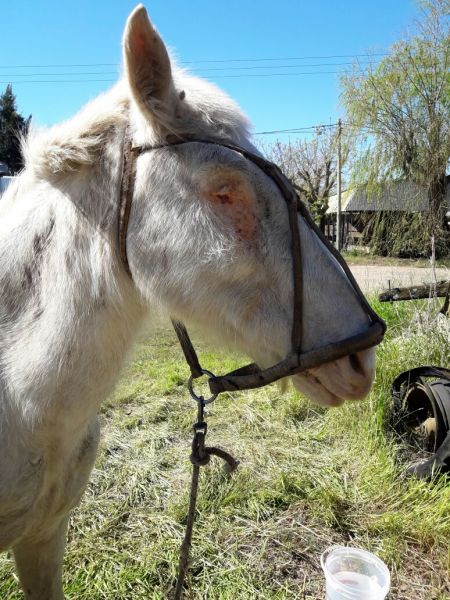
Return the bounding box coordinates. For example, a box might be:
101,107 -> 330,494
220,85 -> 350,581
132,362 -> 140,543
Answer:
327,180 -> 450,213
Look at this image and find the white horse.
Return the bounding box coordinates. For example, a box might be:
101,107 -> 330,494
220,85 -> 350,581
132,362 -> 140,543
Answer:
0,5 -> 379,598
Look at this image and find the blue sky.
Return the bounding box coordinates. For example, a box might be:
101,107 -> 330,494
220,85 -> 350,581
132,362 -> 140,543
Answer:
0,1 -> 419,143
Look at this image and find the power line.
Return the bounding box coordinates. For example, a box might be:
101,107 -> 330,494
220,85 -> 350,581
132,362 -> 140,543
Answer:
0,70 -> 363,84
0,68 -> 377,140
198,60 -> 378,72
0,63 -> 119,69
254,123 -> 338,135
182,53 -> 387,64
0,72 -> 119,77
0,79 -> 117,84
0,53 -> 388,69
0,61 -> 380,78
253,122 -> 378,136
215,70 -> 350,78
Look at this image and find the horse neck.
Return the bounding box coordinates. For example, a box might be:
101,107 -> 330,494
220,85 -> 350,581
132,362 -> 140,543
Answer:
1,123 -> 147,435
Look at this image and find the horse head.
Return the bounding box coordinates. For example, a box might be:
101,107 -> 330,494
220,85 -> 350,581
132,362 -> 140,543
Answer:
123,5 -> 383,407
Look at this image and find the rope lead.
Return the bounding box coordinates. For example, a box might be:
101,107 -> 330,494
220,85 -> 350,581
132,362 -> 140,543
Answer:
173,399 -> 238,599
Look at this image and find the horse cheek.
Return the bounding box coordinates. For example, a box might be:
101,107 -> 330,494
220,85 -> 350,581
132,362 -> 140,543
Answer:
205,183 -> 259,245
232,204 -> 258,243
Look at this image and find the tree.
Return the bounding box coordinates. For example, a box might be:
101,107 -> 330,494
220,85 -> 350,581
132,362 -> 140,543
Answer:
266,127 -> 348,231
0,85 -> 31,174
341,0 -> 450,257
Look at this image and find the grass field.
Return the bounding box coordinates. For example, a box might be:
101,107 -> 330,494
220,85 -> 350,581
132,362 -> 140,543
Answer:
1,299 -> 449,599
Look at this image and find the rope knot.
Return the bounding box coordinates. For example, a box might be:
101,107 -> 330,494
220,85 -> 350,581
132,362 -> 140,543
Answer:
189,423 -> 239,472
190,425 -> 210,467
174,413 -> 239,599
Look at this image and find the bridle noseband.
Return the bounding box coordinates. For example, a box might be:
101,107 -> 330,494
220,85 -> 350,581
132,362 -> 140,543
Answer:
118,128 -> 386,399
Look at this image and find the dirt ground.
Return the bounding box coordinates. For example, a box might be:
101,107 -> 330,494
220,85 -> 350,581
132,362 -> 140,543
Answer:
349,264 -> 450,293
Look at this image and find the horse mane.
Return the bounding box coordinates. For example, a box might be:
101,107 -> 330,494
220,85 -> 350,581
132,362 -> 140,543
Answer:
22,83 -> 129,179
22,67 -> 252,180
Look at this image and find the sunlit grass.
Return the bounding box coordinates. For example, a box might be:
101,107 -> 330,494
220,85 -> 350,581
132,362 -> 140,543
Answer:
0,299 -> 449,599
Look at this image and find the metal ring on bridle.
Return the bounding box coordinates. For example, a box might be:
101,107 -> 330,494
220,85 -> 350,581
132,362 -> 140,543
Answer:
188,369 -> 218,404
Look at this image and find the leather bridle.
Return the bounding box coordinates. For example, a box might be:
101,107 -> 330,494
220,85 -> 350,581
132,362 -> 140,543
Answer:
118,128 -> 386,399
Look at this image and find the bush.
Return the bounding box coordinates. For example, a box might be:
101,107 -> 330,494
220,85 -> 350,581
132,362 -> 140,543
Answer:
362,212 -> 450,258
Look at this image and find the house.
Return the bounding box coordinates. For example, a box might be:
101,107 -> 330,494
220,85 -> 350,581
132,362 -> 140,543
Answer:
326,178 -> 450,246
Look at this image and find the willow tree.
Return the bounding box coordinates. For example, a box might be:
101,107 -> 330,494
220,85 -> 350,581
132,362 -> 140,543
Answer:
341,0 -> 450,257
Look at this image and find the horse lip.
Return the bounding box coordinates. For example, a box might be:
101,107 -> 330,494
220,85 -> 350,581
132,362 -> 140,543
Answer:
291,371 -> 345,407
306,366 -> 372,403
306,371 -> 347,405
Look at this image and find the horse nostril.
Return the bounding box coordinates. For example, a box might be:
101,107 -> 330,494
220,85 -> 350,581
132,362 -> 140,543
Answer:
349,352 -> 365,376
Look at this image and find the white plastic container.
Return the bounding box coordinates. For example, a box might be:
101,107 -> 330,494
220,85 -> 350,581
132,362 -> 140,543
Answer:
321,546 -> 390,600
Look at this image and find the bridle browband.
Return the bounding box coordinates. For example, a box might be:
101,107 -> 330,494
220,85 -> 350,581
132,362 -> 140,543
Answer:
118,127 -> 386,399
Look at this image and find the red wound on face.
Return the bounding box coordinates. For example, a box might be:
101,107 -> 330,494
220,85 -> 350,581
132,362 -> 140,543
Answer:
201,169 -> 258,243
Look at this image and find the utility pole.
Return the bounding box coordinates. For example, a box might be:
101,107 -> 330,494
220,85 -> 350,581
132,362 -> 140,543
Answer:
335,118 -> 342,251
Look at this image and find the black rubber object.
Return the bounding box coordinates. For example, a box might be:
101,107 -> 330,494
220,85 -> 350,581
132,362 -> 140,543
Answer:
391,366 -> 450,478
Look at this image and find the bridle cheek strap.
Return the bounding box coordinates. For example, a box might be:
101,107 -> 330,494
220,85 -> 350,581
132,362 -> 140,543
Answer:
118,130 -> 386,398
170,319 -> 385,396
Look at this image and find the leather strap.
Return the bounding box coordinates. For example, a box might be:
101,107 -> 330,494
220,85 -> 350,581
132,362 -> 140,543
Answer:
118,127 -> 140,277
118,131 -> 386,394
209,321 -> 385,394
171,319 -> 203,379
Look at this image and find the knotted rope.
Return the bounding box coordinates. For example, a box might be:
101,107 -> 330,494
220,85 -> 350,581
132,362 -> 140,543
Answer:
173,397 -> 238,600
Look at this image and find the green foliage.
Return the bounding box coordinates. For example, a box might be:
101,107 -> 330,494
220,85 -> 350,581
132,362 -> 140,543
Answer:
362,211 -> 450,258
343,30 -> 450,189
341,0 -> 450,255
0,85 -> 31,174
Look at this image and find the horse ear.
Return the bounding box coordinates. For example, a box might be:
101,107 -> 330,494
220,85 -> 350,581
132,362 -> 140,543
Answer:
123,5 -> 175,122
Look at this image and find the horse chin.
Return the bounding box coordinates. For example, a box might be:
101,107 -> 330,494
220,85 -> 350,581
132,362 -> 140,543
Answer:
290,347 -> 376,407
291,373 -> 346,407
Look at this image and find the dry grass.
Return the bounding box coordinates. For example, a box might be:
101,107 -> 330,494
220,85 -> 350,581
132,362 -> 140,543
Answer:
0,299 -> 449,599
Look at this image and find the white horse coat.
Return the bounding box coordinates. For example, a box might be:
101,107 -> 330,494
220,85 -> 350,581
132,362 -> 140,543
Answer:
0,6 -> 378,598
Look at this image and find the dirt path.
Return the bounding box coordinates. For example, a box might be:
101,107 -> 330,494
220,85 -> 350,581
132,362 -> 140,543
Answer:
349,264 -> 450,293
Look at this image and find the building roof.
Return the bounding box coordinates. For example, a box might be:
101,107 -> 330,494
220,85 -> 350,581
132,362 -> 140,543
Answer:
327,179 -> 450,214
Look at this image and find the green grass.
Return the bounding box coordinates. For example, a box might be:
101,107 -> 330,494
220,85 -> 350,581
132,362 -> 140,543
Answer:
1,300 -> 449,599
341,251 -> 450,268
